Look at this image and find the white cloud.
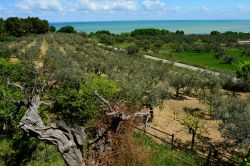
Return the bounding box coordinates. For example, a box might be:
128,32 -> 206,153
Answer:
171,6 -> 181,13
142,0 -> 165,10
16,0 -> 63,11
75,0 -> 137,11
238,5 -> 250,12
201,5 -> 209,12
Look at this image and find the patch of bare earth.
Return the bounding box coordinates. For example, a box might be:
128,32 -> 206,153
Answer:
20,40 -> 36,54
9,55 -> 20,63
9,40 -> 37,63
149,96 -> 223,144
35,37 -> 48,69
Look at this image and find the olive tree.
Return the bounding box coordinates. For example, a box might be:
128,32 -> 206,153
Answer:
169,72 -> 191,98
213,97 -> 250,149
236,61 -> 250,80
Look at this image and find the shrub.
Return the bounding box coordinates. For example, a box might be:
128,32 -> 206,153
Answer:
95,30 -> 112,36
214,49 -> 224,59
49,26 -> 56,32
176,30 -> 184,35
236,61 -> 250,80
131,28 -> 169,37
222,55 -> 236,64
57,26 -> 76,33
99,34 -> 114,45
242,48 -> 250,57
211,31 -> 221,35
127,46 -> 139,55
79,32 -> 88,38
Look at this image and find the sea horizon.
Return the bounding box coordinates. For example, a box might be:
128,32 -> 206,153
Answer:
50,20 -> 250,34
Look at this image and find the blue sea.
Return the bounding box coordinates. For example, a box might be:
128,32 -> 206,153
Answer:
51,20 -> 250,34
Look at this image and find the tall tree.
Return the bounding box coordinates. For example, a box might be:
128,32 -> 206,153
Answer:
0,18 -> 5,37
5,17 -> 25,37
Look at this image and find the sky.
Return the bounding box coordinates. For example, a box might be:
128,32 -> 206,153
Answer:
0,0 -> 250,22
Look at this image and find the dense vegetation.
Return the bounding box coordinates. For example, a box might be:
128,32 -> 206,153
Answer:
91,28 -> 250,75
2,17 -> 49,37
0,21 -> 249,165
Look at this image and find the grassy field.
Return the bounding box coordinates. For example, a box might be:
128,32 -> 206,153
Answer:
134,132 -> 204,166
112,42 -> 135,48
147,45 -> 250,74
98,40 -> 250,74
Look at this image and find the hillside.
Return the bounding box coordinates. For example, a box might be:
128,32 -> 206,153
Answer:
0,31 -> 249,166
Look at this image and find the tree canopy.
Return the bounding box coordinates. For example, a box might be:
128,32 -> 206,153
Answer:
4,17 -> 49,36
57,26 -> 76,33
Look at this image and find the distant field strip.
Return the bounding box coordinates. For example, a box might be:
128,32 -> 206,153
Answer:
144,54 -> 238,80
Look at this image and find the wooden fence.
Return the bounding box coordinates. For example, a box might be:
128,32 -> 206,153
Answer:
136,125 -> 243,166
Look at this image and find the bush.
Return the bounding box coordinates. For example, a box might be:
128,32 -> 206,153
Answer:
242,48 -> 250,57
5,17 -> 49,36
222,55 -> 236,64
49,26 -> 56,32
99,34 -> 114,45
176,30 -> 185,35
214,49 -> 224,59
79,32 -> 88,38
57,26 -> 76,33
236,61 -> 250,80
127,46 -> 139,55
211,31 -> 221,35
96,30 -> 112,35
131,28 -> 169,37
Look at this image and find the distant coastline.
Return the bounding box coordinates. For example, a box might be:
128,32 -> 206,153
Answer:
50,20 -> 250,34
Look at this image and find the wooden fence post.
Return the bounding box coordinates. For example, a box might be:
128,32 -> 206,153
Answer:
45,143 -> 49,162
171,134 -> 175,150
205,147 -> 212,166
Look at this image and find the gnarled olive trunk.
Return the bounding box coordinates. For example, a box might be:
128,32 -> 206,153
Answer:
19,95 -> 86,166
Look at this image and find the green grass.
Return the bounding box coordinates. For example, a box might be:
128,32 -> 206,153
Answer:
155,48 -> 250,74
134,132 -> 204,166
26,143 -> 65,166
112,42 -> 135,48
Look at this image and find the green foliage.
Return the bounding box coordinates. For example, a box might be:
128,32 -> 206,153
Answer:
127,46 -> 139,55
222,55 -> 237,64
95,30 -> 112,35
24,17 -> 49,34
213,96 -> 250,147
99,34 -> 114,45
5,17 -> 25,37
134,132 -> 204,166
5,17 -> 49,36
240,153 -> 250,166
58,26 -> 76,33
176,30 -> 185,35
242,48 -> 250,57
211,31 -> 221,35
131,28 -> 169,37
26,143 -> 65,166
49,26 -> 56,32
0,18 -> 5,37
50,75 -> 119,125
236,61 -> 250,80
214,48 -> 225,59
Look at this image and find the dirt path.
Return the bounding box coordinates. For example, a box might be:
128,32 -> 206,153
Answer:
35,36 -> 48,69
51,34 -> 66,54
